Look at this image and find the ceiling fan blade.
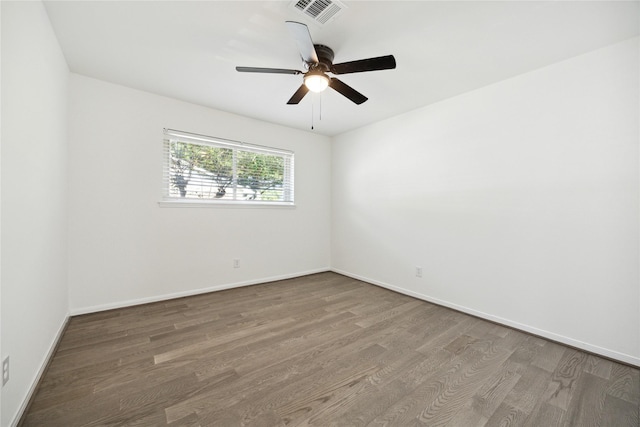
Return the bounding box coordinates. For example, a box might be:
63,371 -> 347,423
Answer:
329,78 -> 368,105
331,55 -> 396,75
285,21 -> 319,65
287,84 -> 310,104
236,66 -> 302,75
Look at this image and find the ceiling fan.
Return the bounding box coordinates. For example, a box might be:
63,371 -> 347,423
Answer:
236,21 -> 396,105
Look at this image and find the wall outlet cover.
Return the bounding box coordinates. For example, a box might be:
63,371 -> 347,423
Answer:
2,356 -> 9,386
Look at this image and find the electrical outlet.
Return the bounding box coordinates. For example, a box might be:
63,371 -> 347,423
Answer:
2,356 -> 9,386
415,267 -> 423,278
233,259 -> 240,268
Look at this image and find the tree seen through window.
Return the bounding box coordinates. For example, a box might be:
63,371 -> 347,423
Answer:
166,136 -> 292,203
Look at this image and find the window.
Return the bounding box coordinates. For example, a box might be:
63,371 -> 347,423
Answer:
162,129 -> 294,205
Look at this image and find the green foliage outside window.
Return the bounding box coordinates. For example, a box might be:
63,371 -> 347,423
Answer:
168,140 -> 289,202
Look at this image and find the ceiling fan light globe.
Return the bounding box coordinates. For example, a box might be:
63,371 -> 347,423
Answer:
304,74 -> 329,93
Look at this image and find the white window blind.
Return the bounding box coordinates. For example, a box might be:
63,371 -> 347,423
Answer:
162,129 -> 294,205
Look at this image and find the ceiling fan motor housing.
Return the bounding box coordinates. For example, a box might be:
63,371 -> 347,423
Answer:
312,44 -> 335,72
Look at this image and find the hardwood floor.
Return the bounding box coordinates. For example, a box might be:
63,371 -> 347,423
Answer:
21,272 -> 639,426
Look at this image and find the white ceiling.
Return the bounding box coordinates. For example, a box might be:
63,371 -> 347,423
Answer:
43,1 -> 639,136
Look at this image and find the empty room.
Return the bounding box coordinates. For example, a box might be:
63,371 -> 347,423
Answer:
1,0 -> 639,426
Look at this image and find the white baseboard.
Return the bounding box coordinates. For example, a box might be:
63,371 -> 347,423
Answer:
11,313 -> 70,427
331,268 -> 640,368
70,268 -> 331,316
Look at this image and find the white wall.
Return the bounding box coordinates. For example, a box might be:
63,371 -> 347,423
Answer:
332,37 -> 640,365
0,2 -> 4,425
68,74 -> 331,313
1,3 -> 3,424
1,2 -> 70,425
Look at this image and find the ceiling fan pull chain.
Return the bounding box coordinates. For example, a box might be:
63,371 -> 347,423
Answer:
311,98 -> 314,130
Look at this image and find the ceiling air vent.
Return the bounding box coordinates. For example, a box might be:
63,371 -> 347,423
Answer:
290,0 -> 347,25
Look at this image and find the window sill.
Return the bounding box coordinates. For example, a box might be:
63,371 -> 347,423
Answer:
158,200 -> 296,209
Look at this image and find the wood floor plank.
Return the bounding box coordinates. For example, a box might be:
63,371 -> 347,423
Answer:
600,393 -> 639,427
563,372 -> 607,427
606,363 -> 640,404
302,340 -> 436,423
502,364 -> 553,415
307,352 -> 429,425
414,346 -> 514,426
19,272 -> 640,427
468,361 -> 522,420
543,349 -> 587,410
531,340 -> 567,373
521,401 -> 565,427
368,346 -> 484,426
583,354 -> 613,380
484,402 -> 529,427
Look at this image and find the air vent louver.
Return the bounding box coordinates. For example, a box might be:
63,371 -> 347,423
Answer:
290,0 -> 346,25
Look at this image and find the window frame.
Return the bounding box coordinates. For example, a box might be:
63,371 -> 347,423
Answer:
160,128 -> 295,208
